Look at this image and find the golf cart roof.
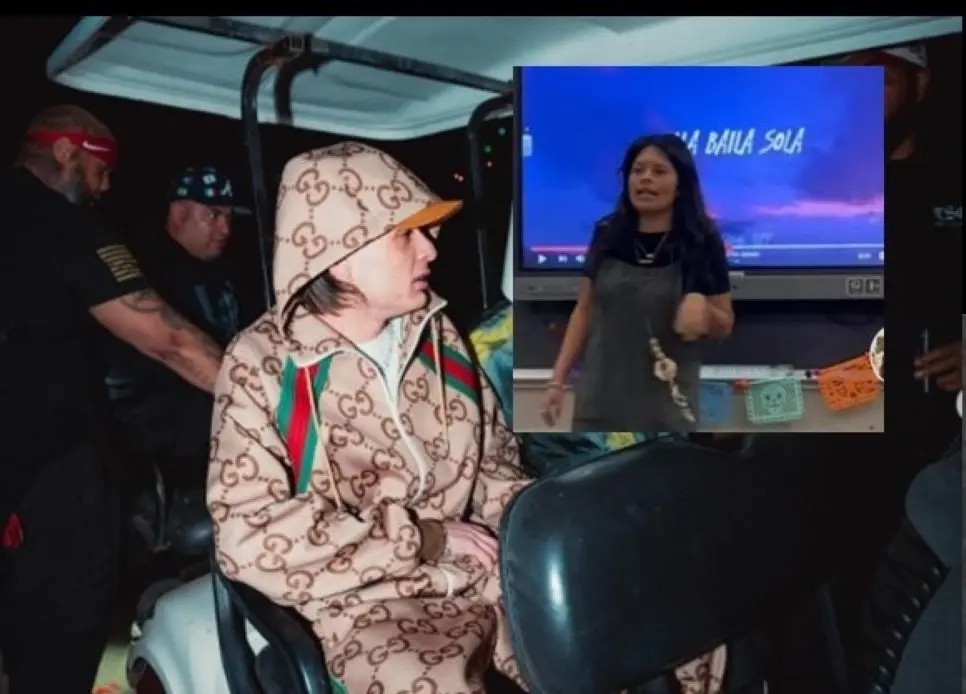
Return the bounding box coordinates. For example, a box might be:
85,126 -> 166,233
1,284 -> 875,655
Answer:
48,16 -> 961,141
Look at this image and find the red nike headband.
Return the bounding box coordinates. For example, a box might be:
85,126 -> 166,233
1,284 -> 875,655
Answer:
25,130 -> 118,168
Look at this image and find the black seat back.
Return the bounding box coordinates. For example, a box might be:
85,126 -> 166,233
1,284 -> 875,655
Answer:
166,488 -> 213,556
868,448 -> 962,694
211,554 -> 331,694
212,557 -> 264,694
499,438 -> 827,693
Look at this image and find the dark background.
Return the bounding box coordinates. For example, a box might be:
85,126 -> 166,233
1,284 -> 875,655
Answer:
797,34 -> 962,151
2,15 -> 512,333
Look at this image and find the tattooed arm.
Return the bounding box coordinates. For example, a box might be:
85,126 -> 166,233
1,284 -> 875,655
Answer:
62,230 -> 223,393
90,288 -> 223,393
209,340 -> 424,605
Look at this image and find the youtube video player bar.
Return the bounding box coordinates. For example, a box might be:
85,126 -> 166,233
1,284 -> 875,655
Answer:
522,250 -> 586,269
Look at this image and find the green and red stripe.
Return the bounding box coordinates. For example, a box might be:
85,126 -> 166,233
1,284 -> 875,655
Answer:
416,335 -> 479,404
275,338 -> 477,494
276,356 -> 333,494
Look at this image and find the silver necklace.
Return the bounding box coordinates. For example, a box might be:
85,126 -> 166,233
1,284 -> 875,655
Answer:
634,231 -> 670,265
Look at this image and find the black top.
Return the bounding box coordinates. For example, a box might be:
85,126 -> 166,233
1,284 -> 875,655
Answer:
583,217 -> 731,296
102,226 -> 240,403
0,168 -> 148,515
885,146 -> 962,454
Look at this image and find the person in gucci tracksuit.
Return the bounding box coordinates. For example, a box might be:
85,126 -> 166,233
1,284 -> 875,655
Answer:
206,142 -> 725,693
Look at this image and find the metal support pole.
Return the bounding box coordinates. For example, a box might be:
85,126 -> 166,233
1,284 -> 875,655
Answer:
241,35 -> 307,310
139,16 -> 511,95
466,93 -> 513,312
125,15 -> 515,312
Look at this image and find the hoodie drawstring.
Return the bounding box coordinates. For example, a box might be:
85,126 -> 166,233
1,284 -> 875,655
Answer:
431,316 -> 449,442
303,367 -> 345,513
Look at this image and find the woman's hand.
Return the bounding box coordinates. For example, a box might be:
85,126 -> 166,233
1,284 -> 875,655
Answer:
674,293 -> 710,342
540,382 -> 566,427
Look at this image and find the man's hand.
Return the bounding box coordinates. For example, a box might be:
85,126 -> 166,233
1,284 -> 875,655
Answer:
674,293 -> 709,342
915,340 -> 963,392
417,518 -> 446,562
442,521 -> 498,571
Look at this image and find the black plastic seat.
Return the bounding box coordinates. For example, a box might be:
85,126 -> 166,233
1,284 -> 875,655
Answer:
499,437 -> 848,693
165,488 -> 213,556
129,463 -> 212,557
856,446 -> 962,694
211,554 -> 331,694
211,557 -> 524,694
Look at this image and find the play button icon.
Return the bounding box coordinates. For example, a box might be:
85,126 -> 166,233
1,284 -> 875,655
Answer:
537,254 -> 547,264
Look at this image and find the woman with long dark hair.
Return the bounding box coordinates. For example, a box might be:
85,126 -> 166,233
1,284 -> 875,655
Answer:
541,133 -> 734,431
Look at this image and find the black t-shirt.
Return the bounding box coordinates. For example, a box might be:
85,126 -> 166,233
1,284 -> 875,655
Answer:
583,217 -> 731,296
886,147 -> 962,455
0,168 -> 148,514
102,227 -> 240,403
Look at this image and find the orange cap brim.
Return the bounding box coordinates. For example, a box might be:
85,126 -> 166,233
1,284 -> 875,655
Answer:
394,200 -> 463,233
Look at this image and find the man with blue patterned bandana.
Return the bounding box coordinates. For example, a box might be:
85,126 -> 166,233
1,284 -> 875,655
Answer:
102,165 -> 245,492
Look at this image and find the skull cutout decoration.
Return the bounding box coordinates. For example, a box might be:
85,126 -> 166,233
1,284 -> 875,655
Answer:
759,382 -> 788,416
868,327 -> 884,383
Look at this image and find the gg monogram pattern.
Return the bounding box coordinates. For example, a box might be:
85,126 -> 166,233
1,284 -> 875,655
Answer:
674,644 -> 726,694
208,143 -> 530,692
273,140 -> 449,327
208,141 -> 726,692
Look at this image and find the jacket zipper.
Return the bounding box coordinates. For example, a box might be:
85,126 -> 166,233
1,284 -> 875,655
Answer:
390,306 -> 444,499
340,306 -> 444,501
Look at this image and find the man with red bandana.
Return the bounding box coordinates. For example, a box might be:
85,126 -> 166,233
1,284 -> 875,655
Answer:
0,105 -> 225,693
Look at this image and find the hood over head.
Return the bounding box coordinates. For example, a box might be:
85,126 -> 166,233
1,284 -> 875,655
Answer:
273,141 -> 462,330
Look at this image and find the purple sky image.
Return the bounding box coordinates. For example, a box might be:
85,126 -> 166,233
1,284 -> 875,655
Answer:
520,66 -> 884,268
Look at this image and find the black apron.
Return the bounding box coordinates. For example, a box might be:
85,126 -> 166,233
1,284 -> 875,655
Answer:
573,258 -> 701,432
